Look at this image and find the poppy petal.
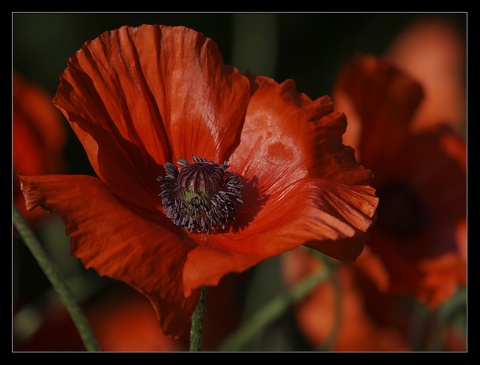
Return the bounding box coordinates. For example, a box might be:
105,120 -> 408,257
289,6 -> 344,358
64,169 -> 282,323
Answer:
53,24 -> 250,216
353,246 -> 390,292
230,75 -> 372,197
13,72 -> 67,171
183,178 -> 378,296
418,253 -> 466,308
63,124 -> 171,226
333,55 -> 424,168
19,174 -> 199,338
374,129 -> 466,258
387,17 -> 466,132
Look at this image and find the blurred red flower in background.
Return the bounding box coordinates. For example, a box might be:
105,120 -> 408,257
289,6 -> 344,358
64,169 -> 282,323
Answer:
18,24 -> 378,339
14,272 -> 248,351
282,247 -> 410,351
14,285 -> 185,352
88,286 -> 185,351
335,55 -> 466,309
386,16 -> 466,134
13,72 -> 67,226
282,17 -> 466,351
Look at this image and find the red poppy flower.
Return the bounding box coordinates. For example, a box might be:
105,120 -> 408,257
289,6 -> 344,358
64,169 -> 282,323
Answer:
13,72 -> 67,226
333,54 -> 466,308
19,24 -> 378,338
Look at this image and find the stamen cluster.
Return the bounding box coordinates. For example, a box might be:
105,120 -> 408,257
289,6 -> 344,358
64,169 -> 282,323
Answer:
158,155 -> 243,233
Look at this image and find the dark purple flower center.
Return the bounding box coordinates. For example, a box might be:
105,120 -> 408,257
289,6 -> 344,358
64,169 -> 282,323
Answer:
158,155 -> 243,233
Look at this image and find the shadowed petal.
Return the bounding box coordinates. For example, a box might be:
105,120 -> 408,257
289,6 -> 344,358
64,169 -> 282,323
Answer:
183,178 -> 378,296
333,54 -> 466,308
87,285 -> 186,351
19,174 -> 199,338
387,17 -> 466,132
417,253 -> 466,308
365,128 -> 465,308
63,124 -> 171,227
334,55 -> 424,168
352,246 -> 390,292
373,129 -> 466,259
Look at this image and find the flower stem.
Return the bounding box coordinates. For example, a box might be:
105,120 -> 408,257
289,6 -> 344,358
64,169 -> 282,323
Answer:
189,286 -> 206,351
409,300 -> 429,351
12,204 -> 99,351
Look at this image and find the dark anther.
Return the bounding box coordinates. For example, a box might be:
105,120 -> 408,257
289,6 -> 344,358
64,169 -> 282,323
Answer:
158,155 -> 243,233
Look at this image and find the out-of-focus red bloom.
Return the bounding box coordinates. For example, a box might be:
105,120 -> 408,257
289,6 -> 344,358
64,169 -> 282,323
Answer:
13,72 -> 67,226
387,17 -> 466,134
18,24 -> 378,338
282,247 -> 410,351
282,26 -> 466,350
333,54 -> 466,309
15,285 -> 184,351
87,286 -> 185,351
14,298 -> 86,351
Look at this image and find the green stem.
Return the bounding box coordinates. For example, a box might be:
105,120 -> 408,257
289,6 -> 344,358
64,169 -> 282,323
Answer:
12,204 -> 99,351
189,286 -> 206,351
425,308 -> 443,351
425,289 -> 466,351
409,300 -> 429,351
218,266 -> 331,351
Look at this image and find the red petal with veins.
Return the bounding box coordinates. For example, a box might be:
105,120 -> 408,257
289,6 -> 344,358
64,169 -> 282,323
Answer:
183,179 -> 377,296
20,174 -> 198,338
53,24 -> 250,218
20,25 -> 380,338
